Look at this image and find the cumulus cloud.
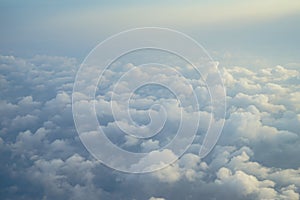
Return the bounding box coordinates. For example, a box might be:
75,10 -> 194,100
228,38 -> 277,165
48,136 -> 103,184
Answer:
0,54 -> 299,199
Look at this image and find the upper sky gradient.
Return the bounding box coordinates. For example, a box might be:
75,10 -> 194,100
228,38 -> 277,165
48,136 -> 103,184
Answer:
0,0 -> 300,65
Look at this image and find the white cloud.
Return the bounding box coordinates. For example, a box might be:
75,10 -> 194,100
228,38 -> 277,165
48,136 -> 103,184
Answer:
1,55 -> 300,199
149,197 -> 166,200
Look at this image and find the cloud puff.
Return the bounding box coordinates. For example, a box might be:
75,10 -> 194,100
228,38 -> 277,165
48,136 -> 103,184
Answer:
0,54 -> 299,199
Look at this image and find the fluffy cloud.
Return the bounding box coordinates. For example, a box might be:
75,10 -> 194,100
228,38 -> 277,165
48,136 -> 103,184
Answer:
0,54 -> 299,199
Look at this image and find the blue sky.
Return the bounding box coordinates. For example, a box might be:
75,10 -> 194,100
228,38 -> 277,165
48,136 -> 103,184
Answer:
1,0 -> 300,66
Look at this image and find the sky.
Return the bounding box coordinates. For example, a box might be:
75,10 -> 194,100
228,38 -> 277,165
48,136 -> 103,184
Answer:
0,1 -> 300,200
0,0 -> 300,65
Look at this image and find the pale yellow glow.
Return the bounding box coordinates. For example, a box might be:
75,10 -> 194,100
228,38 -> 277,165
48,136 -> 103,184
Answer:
44,0 -> 300,34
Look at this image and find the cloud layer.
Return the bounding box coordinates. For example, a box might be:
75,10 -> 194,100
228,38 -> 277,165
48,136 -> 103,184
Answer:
0,54 -> 299,199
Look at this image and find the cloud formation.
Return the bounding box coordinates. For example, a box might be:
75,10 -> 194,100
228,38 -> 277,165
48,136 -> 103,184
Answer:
0,54 -> 299,199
